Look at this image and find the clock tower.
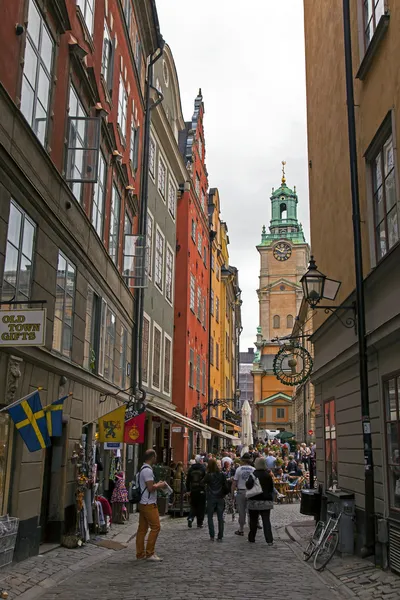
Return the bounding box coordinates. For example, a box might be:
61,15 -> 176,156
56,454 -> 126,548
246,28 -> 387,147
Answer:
252,164 -> 310,434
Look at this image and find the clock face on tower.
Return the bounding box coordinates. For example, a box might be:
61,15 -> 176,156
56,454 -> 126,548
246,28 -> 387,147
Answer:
273,242 -> 292,261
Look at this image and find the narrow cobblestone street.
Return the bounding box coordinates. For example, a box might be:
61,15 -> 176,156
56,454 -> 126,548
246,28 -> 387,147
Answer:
35,510 -> 340,600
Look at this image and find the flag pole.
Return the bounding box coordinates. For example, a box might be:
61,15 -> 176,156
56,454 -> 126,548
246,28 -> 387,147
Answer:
43,391 -> 73,410
0,387 -> 43,414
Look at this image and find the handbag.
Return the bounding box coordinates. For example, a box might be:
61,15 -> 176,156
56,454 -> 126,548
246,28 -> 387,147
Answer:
246,475 -> 263,499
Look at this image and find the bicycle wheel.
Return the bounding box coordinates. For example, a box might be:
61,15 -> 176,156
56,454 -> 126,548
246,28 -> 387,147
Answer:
313,530 -> 339,571
303,539 -> 316,561
303,521 -> 324,561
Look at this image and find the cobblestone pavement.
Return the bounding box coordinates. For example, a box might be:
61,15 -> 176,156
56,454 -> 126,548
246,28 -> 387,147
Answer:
288,520 -> 400,599
36,507 -> 341,600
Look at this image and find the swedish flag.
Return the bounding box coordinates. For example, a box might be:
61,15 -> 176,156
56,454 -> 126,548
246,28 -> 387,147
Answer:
9,391 -> 51,452
45,395 -> 68,437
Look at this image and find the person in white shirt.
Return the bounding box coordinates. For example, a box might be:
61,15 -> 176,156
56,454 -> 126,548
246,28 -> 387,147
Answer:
136,449 -> 166,562
232,453 -> 255,536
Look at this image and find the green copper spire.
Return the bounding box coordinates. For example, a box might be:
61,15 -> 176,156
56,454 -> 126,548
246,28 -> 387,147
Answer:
259,162 -> 306,246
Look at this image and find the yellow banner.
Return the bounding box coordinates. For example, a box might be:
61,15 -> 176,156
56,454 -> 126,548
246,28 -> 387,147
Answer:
98,406 -> 126,443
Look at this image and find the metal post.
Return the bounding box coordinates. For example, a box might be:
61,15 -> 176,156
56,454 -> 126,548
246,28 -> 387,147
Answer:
179,471 -> 184,518
343,0 -> 375,556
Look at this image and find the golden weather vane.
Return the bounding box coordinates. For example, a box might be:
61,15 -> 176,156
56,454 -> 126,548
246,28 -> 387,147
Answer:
281,160 -> 286,184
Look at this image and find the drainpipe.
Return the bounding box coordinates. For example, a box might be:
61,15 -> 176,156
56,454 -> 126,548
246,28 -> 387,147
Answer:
343,0 -> 375,557
207,230 -> 217,440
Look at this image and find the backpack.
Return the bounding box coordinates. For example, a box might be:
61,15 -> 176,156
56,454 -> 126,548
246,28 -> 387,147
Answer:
189,468 -> 205,491
129,465 -> 151,504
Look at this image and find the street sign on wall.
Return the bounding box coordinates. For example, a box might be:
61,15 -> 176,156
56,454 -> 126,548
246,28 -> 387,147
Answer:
0,309 -> 46,346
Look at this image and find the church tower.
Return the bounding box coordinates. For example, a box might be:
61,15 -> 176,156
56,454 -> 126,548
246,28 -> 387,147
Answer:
252,164 -> 310,434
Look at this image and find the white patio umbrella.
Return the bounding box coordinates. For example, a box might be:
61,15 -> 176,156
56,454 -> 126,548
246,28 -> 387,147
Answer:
240,399 -> 253,456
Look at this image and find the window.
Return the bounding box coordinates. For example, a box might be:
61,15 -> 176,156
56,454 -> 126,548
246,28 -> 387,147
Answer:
1,201 -> 36,302
21,0 -> 54,146
363,0 -> 385,48
123,0 -> 132,27
259,407 -> 264,420
198,136 -> 203,160
273,315 -> 280,329
226,377 -> 230,399
189,348 -> 194,387
163,335 -> 172,395
197,231 -> 202,254
197,288 -> 202,320
158,158 -> 166,198
287,314 -> 294,329
384,375 -> 400,510
202,360 -> 206,395
103,306 -> 116,382
216,297 -> 220,323
196,355 -> 201,391
155,228 -> 165,290
226,333 -> 229,359
216,343 -> 220,370
203,297 -> 207,328
191,219 -> 196,241
83,286 -> 100,372
211,254 -> 215,271
195,173 -> 200,196
52,252 -> 76,359
119,325 -> 128,389
134,34 -> 142,74
142,315 -> 150,385
118,76 -> 128,140
203,245 -> 207,265
165,246 -> 174,303
92,152 -> 106,238
210,290 -> 214,315
109,184 -> 121,265
130,122 -> 139,171
149,138 -> 155,176
152,323 -> 162,390
277,408 -> 285,419
77,0 -> 95,33
67,85 -> 87,201
371,133 -> 398,261
168,181 -> 176,218
210,337 -> 214,365
146,211 -> 153,279
124,211 -> 132,236
324,399 -> 338,489
101,21 -> 114,92
190,274 -> 195,311
216,267 -> 220,281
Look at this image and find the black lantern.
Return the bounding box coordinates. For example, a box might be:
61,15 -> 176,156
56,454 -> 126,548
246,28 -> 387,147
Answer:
301,256 -> 341,308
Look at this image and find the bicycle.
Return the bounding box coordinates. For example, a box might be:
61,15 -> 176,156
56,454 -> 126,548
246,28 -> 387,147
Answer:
303,506 -> 342,571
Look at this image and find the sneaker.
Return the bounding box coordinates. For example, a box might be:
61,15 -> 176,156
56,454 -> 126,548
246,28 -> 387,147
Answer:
217,538 -> 223,542
210,537 -> 215,542
197,524 -> 204,528
234,530 -> 244,536
187,518 -> 193,528
147,554 -> 163,562
267,542 -> 274,547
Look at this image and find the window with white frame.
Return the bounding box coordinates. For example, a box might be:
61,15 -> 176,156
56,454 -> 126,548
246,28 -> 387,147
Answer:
210,289 -> 214,316
155,227 -> 164,290
190,274 -> 195,311
198,136 -> 203,160
216,342 -> 220,369
202,359 -> 206,395
197,287 -> 201,320
165,246 -> 174,303
370,131 -> 399,261
52,251 -> 76,359
149,138 -> 156,176
168,180 -> 176,218
109,184 -> 121,265
189,348 -> 194,387
83,285 -> 100,372
104,306 -> 116,382
119,325 -> 128,389
163,334 -> 172,395
21,0 -> 54,146
118,76 -> 128,140
67,85 -> 87,201
101,21 -> 113,92
152,323 -> 162,390
195,173 -> 200,196
146,211 -> 154,279
216,296 -> 220,323
363,0 -> 385,48
191,219 -> 196,241
203,297 -> 207,328
203,245 -> 207,266
1,200 -> 36,302
211,254 -> 215,271
92,151 -> 106,238
77,0 -> 95,33
210,337 -> 214,365
130,121 -> 139,171
196,354 -> 201,391
158,157 -> 166,198
142,315 -> 150,385
197,231 -> 202,254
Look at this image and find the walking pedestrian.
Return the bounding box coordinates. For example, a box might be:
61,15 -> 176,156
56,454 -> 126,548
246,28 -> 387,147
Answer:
186,455 -> 206,528
246,456 -> 274,545
231,453 -> 254,537
222,459 -> 235,522
135,449 -> 167,562
203,458 -> 227,542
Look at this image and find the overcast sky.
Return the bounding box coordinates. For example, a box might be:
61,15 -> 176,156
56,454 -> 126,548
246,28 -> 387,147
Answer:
156,0 -> 310,351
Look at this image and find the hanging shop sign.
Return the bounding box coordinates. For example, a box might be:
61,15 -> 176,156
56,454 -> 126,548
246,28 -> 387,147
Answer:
124,412 -> 146,444
104,442 -> 122,450
201,431 -> 211,440
171,425 -> 182,433
0,309 -> 46,346
273,343 -> 313,386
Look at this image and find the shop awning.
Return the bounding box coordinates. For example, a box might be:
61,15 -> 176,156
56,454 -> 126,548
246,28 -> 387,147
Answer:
210,416 -> 241,433
146,403 -> 240,444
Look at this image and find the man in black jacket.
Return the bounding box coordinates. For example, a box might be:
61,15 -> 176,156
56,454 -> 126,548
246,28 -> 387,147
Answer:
186,455 -> 206,528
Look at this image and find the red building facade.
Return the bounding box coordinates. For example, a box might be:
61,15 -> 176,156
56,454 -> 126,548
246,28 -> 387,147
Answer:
172,90 -> 210,463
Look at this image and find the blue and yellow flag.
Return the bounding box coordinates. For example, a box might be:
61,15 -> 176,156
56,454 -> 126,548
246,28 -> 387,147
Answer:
45,395 -> 68,437
9,391 -> 51,452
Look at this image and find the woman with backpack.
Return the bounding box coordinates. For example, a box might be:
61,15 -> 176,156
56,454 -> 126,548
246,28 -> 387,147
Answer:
203,458 -> 228,542
245,456 -> 274,545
